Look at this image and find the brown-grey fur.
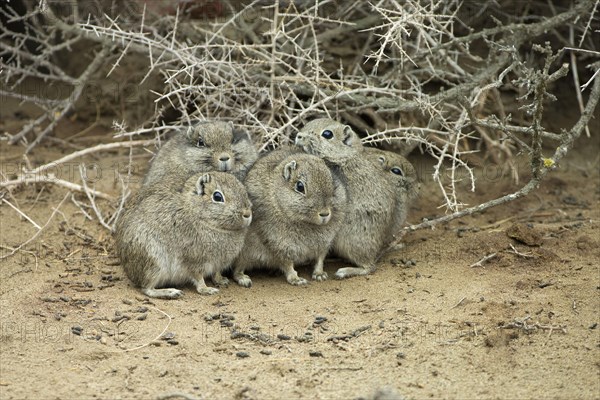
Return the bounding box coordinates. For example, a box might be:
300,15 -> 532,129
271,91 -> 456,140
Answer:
115,172 -> 252,299
233,148 -> 347,287
364,147 -> 419,244
295,118 -> 397,279
143,121 -> 258,189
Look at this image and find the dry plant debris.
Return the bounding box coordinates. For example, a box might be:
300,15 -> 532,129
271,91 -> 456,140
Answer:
1,0 -> 598,247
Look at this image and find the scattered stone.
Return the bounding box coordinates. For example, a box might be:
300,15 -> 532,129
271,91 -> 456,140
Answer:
204,313 -> 220,321
71,326 -> 83,336
166,339 -> 179,345
112,315 -> 130,323
589,323 -> 598,330
236,351 -> 250,358
277,334 -> 291,341
506,223 -> 543,246
41,297 -> 59,303
135,306 -> 149,313
122,299 -> 133,305
562,195 -> 579,205
160,332 -> 176,341
309,350 -> 323,357
136,314 -> 147,321
259,350 -> 272,356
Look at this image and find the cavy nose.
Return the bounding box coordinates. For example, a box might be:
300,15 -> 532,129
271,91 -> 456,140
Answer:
219,153 -> 231,162
242,209 -> 252,226
318,209 -> 331,224
318,210 -> 331,218
294,133 -> 305,145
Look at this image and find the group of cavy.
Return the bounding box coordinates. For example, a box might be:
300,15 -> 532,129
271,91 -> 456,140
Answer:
115,119 -> 419,299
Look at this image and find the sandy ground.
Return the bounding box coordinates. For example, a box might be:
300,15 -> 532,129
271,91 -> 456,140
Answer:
1,100 -> 599,399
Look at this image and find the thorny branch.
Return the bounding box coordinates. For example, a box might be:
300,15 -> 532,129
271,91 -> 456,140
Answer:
0,0 -> 598,238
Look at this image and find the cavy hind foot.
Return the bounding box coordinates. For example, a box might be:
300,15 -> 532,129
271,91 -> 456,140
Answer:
234,273 -> 253,288
212,272 -> 230,287
197,286 -> 220,295
334,265 -> 373,279
142,287 -> 184,299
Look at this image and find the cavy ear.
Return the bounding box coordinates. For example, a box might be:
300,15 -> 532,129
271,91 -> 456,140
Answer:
196,173 -> 211,195
232,128 -> 252,144
283,160 -> 297,181
342,125 -> 357,146
185,125 -> 195,140
378,155 -> 386,165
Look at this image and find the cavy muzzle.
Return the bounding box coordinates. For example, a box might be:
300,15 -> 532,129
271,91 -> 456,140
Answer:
242,209 -> 252,227
294,133 -> 316,154
317,209 -> 331,225
217,152 -> 233,172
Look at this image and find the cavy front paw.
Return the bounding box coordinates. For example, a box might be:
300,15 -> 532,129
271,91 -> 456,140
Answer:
312,271 -> 328,282
197,286 -> 220,295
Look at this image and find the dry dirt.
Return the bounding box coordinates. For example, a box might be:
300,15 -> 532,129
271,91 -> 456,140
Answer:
1,99 -> 599,400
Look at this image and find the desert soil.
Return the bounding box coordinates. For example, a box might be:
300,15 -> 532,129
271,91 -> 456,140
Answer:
0,94 -> 599,400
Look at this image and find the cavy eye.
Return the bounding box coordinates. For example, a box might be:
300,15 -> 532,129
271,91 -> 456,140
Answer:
321,130 -> 333,139
197,137 -> 205,147
212,191 -> 224,202
295,180 -> 306,194
391,167 -> 404,176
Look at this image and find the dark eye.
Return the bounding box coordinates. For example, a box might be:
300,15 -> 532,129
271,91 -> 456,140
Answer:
321,130 -> 333,139
391,167 -> 404,176
295,181 -> 305,194
212,191 -> 224,202
197,137 -> 205,147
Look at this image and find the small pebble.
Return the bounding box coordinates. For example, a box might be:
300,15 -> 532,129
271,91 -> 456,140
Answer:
236,351 -> 250,358
277,334 -> 291,340
41,297 -> 59,303
137,313 -> 147,321
167,339 -> 179,345
259,350 -> 272,356
309,351 -> 323,357
160,332 -> 176,341
122,299 -> 133,305
589,323 -> 598,330
71,326 -> 83,336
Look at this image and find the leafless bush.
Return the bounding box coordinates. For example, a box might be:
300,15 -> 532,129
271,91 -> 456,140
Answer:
1,0 -> 598,238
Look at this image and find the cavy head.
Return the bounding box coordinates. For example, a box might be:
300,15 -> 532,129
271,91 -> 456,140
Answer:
183,172 -> 253,230
275,154 -> 337,226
